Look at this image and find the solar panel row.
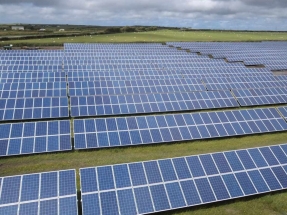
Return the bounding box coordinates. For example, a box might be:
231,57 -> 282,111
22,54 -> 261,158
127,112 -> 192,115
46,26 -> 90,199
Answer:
167,42 -> 287,70
68,79 -> 206,96
0,170 -> 77,215
0,73 -> 65,80
66,68 -> 270,78
0,89 -> 67,98
0,82 -> 67,90
0,97 -> 69,121
203,77 -> 286,91
0,82 -> 67,98
68,72 -> 272,81
0,65 -> 62,72
80,143 -> 287,215
233,87 -> 287,106
70,91 -> 238,117
0,120 -> 71,157
73,107 -> 287,150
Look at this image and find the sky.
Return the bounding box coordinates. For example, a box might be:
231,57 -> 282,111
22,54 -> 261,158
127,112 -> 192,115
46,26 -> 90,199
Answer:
0,0 -> 287,30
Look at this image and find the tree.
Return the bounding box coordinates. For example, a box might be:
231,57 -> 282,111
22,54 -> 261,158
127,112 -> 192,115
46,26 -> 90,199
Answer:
120,26 -> 136,33
136,27 -> 146,32
146,26 -> 158,31
104,27 -> 121,34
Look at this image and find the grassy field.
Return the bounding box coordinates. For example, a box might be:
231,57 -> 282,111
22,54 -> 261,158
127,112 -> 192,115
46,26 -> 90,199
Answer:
2,29 -> 287,46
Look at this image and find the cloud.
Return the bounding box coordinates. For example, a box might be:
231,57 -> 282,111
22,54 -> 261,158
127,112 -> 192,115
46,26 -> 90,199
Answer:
0,0 -> 286,30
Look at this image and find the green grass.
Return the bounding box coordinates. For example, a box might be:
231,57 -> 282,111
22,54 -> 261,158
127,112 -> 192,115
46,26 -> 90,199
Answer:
2,30 -> 287,46
1,131 -> 287,214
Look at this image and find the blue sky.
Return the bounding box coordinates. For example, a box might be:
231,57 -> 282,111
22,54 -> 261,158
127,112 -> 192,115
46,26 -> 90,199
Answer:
0,0 -> 287,30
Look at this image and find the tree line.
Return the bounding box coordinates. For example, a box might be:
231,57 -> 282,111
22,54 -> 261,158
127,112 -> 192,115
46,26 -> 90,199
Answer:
104,26 -> 158,34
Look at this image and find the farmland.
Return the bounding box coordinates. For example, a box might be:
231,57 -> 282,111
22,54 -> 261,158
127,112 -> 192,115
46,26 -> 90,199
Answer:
1,30 -> 287,47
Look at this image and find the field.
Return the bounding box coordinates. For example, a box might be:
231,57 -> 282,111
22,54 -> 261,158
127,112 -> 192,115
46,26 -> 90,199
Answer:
1,31 -> 287,215
1,30 -> 287,46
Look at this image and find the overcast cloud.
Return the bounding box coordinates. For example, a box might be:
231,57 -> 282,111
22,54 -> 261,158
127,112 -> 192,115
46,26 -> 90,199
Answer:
0,0 -> 287,30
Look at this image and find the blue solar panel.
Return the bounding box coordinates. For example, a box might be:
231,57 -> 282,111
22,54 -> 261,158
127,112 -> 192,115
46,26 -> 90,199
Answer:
0,120 -> 71,157
203,76 -> 286,91
80,143 -> 287,215
70,91 -> 239,117
0,82 -> 67,98
0,170 -> 77,215
68,79 -> 206,96
0,72 -> 66,83
0,97 -> 69,121
74,107 -> 287,149
167,42 -> 287,70
278,106 -> 287,120
233,88 -> 287,106
0,65 -> 63,72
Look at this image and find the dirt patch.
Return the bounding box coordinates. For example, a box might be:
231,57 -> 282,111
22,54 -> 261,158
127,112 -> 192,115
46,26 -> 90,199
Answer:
225,208 -> 240,215
41,46 -> 64,50
272,70 -> 287,76
245,64 -> 265,68
9,46 -> 64,50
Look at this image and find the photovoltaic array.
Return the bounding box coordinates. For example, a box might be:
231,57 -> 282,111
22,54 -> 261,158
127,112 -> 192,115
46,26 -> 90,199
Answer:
70,90 -> 238,117
0,169 -> 78,215
0,82 -> 67,98
233,87 -> 287,106
80,143 -> 287,215
68,79 -> 206,96
74,107 -> 287,149
0,97 -> 69,121
1,42 -> 287,215
0,72 -> 66,83
167,42 -> 287,70
0,120 -> 71,157
0,49 -> 72,158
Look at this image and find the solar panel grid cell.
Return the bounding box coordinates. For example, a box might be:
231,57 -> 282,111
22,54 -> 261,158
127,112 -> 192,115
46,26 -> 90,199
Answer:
0,97 -> 69,121
0,170 -> 77,215
0,120 -> 71,157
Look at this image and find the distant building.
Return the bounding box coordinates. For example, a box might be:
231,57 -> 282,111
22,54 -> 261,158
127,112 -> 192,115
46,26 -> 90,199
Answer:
11,26 -> 24,30
39,29 -> 46,31
59,29 -> 65,32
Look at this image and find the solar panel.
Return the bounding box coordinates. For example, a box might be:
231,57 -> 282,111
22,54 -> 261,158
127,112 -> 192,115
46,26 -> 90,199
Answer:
0,72 -> 66,83
0,65 -> 63,72
0,97 -> 69,121
68,79 -> 206,96
0,82 -> 67,98
73,107 -> 287,149
80,143 -> 287,215
203,77 -> 286,91
278,106 -> 287,120
167,42 -> 287,70
0,120 -> 71,157
233,87 -> 287,106
67,68 -> 271,81
70,91 -> 239,117
0,169 -> 78,215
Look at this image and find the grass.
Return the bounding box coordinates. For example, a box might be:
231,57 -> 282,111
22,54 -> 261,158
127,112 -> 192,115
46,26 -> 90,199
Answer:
1,30 -> 287,46
1,131 -> 287,214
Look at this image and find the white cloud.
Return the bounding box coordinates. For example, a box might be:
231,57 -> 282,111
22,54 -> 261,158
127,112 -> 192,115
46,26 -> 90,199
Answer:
0,0 -> 286,30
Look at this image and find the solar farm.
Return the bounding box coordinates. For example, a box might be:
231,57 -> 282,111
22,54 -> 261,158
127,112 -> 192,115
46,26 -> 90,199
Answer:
1,41 -> 287,215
